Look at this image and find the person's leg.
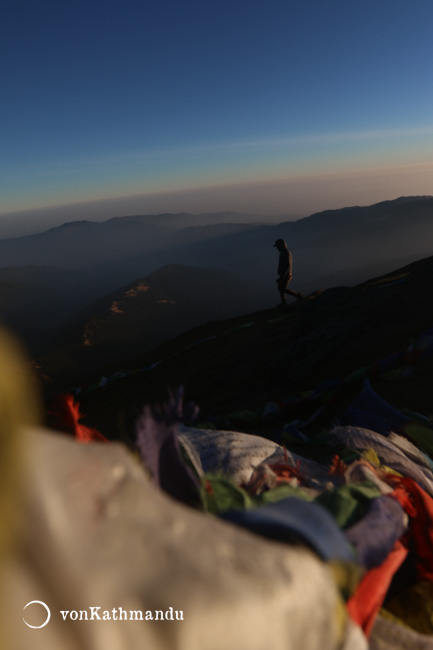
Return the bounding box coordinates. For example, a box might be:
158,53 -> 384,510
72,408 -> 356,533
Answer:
285,287 -> 304,301
277,276 -> 288,303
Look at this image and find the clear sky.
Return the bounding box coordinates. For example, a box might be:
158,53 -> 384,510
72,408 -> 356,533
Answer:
2,0 -> 433,232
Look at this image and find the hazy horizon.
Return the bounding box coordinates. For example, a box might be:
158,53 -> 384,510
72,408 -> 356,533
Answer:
1,162 -> 432,239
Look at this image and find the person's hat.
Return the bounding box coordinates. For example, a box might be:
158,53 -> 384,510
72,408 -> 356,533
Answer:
273,238 -> 285,247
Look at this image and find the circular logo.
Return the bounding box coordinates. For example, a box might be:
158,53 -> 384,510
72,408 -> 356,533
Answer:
23,601 -> 51,629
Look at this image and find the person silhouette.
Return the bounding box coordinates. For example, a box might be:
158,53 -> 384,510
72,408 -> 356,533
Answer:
273,239 -> 304,306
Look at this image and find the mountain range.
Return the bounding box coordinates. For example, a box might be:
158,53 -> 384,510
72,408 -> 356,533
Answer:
1,195 -> 433,362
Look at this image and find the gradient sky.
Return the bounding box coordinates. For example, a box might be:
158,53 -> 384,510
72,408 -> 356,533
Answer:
2,0 -> 433,231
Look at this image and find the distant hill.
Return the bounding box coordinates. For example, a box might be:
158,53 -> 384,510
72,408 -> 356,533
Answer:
37,263 -> 261,385
0,265 -> 97,352
53,252 -> 433,440
0,207 -> 289,239
106,211 -> 282,229
3,196 -> 433,357
0,214 -> 263,269
1,198 -> 432,295
168,195 -> 433,293
0,219 -> 168,269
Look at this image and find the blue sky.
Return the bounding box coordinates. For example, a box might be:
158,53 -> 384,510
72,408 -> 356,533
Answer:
2,0 -> 433,226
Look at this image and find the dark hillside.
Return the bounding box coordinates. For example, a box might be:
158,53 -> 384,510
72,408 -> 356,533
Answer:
37,264 -> 260,386
44,254 -> 433,442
